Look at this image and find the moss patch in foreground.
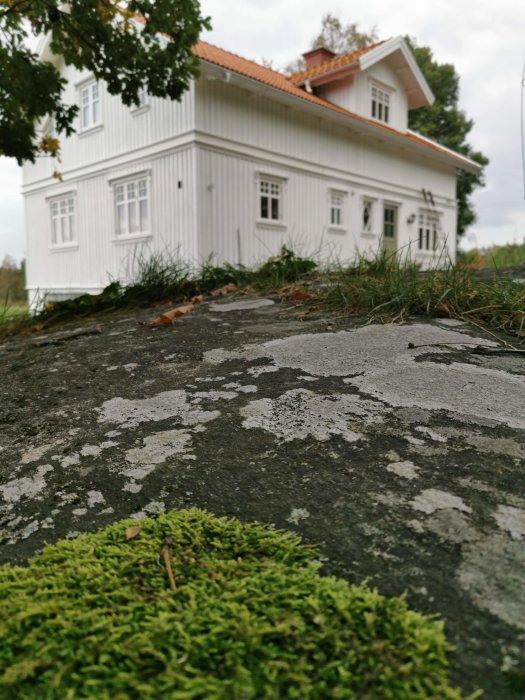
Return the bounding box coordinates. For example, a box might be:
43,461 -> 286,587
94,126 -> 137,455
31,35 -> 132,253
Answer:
0,509 -> 473,699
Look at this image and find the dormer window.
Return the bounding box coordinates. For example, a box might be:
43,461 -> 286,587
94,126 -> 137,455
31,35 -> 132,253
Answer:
370,83 -> 391,124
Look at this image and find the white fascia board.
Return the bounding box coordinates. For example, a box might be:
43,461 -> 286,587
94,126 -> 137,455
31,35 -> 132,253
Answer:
359,36 -> 435,107
199,62 -> 475,172
406,130 -> 482,173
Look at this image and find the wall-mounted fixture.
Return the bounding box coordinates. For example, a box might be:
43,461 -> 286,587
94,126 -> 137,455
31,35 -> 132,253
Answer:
407,213 -> 416,224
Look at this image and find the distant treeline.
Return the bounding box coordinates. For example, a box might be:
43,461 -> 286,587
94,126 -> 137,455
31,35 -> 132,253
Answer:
458,241 -> 525,269
0,256 -> 26,304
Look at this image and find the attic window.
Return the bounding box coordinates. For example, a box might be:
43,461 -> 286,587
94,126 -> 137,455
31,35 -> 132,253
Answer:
370,83 -> 391,124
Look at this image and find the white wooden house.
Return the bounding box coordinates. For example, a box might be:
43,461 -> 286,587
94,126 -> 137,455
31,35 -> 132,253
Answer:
22,34 -> 481,308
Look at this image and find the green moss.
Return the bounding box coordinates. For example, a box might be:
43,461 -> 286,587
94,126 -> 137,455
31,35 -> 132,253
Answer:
0,509 -> 472,699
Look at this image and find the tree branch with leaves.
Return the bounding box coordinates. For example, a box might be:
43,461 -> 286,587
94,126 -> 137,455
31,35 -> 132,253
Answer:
0,0 -> 211,163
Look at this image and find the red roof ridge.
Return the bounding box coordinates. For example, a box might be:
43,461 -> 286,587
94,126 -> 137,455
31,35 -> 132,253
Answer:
290,40 -> 387,84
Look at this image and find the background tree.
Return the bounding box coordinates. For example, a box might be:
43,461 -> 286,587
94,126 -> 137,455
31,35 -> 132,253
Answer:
0,0 -> 211,164
0,255 -> 25,304
405,38 -> 488,235
287,15 -> 487,237
285,13 -> 377,74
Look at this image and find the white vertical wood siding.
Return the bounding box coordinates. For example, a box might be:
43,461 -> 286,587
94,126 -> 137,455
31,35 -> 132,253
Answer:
195,79 -> 457,267
23,63 -> 195,187
25,147 -> 198,305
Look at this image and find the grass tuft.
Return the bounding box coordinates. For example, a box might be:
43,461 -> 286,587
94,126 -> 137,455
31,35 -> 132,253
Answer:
0,508 -> 472,699
1,246 -> 523,344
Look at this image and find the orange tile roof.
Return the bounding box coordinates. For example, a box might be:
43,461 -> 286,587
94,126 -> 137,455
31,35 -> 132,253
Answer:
289,41 -> 386,84
192,40 -> 477,170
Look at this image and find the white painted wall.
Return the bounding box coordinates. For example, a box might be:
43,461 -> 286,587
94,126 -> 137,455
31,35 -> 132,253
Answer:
23,62 -> 195,188
195,78 -> 456,267
25,146 -> 198,308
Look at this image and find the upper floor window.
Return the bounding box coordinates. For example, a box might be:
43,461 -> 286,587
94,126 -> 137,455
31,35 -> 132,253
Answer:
383,204 -> 397,239
114,177 -> 150,237
259,178 -> 283,222
371,83 -> 391,124
418,211 -> 440,251
137,85 -> 149,108
50,196 -> 76,246
329,190 -> 345,228
80,81 -> 101,130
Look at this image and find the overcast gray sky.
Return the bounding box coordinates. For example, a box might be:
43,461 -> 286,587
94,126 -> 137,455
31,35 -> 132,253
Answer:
1,0 -> 524,262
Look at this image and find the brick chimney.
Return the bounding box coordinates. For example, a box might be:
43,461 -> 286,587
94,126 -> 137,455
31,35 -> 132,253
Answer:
302,47 -> 337,70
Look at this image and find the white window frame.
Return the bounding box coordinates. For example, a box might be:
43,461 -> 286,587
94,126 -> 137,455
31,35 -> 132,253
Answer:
383,204 -> 398,239
79,80 -> 102,132
370,81 -> 392,124
113,175 -> 151,240
49,194 -> 77,249
132,85 -> 149,113
328,189 -> 346,232
257,176 -> 285,226
418,211 -> 441,252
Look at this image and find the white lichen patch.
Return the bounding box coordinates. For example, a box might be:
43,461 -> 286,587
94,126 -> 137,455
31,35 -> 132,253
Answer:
494,505 -> 525,541
51,453 -> 80,468
124,430 -> 193,470
411,489 -> 472,515
221,382 -> 258,393
386,461 -> 419,480
287,508 -> 310,525
240,389 -> 386,443
97,390 -> 221,429
204,324 -> 525,430
247,365 -> 280,378
80,444 -> 102,458
210,299 -> 274,313
403,434 -> 426,446
414,426 -> 448,443
0,464 -> 53,504
20,442 -> 60,465
423,509 -> 476,544
458,534 -> 525,629
87,490 -> 105,508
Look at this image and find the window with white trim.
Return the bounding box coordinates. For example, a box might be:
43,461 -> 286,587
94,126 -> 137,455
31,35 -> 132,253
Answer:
114,177 -> 150,237
136,85 -> 149,109
371,83 -> 391,124
383,204 -> 397,238
362,198 -> 374,233
80,81 -> 101,130
50,196 -> 76,246
329,190 -> 345,228
418,211 -> 440,251
259,178 -> 283,222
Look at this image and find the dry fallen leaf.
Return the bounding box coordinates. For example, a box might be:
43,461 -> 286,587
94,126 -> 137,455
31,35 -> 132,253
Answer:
141,303 -> 194,327
288,288 -> 312,301
210,283 -> 237,298
126,526 -> 141,541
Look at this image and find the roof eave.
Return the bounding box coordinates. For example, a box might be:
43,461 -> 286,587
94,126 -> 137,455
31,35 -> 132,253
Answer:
359,36 -> 435,107
198,61 -> 479,173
